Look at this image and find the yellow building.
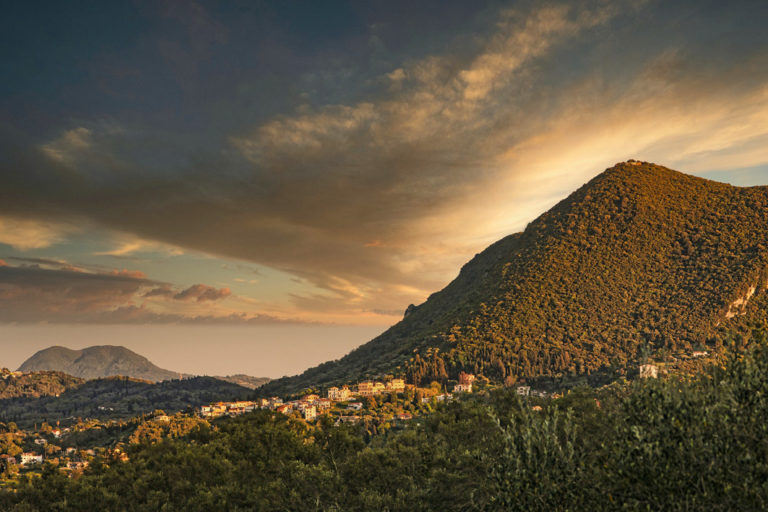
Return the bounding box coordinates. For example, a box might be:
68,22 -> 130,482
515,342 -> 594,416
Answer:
327,385 -> 352,401
357,381 -> 386,396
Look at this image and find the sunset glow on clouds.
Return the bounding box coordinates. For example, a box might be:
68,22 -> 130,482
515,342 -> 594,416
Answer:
0,0 -> 766,331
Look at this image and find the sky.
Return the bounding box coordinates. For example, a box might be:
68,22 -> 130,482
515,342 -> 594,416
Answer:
1,0 -> 767,377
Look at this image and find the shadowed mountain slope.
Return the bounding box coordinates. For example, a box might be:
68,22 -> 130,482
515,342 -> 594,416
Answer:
0,376 -> 252,428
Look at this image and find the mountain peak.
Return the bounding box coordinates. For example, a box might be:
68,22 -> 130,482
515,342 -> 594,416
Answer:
18,345 -> 180,382
260,162 -> 768,396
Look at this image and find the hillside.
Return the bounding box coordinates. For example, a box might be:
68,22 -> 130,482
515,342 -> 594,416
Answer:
261,161 -> 768,396
213,374 -> 271,389
18,346 -> 181,382
0,369 -> 84,399
0,376 -> 252,428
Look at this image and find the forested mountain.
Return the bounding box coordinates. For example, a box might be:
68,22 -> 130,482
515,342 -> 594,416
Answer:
18,346 -> 182,382
0,376 -> 251,428
0,369 -> 83,399
262,161 -> 768,395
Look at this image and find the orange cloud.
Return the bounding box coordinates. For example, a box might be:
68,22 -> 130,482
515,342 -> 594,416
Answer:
111,269 -> 148,279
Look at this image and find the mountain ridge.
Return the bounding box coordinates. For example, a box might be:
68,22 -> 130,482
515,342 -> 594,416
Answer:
18,345 -> 181,382
17,345 -> 271,389
260,161 -> 768,396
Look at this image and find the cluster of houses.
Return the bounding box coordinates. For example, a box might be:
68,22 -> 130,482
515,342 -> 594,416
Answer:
198,396 -> 329,421
330,374 -> 475,401
271,394 -> 333,421
198,401 -> 261,418
198,374 -> 477,423
327,378 -> 407,400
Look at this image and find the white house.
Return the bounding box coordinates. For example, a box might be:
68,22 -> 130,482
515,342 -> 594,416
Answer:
20,453 -> 43,466
453,383 -> 472,393
300,405 -> 317,421
639,364 -> 658,379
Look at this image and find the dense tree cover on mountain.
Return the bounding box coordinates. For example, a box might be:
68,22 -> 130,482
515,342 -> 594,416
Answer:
212,374 -> 271,389
0,370 -> 83,399
4,328 -> 768,510
0,377 -> 251,429
262,162 -> 768,395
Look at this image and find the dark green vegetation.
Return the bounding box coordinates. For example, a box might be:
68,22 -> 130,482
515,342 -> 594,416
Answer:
4,329 -> 768,510
0,369 -> 83,399
19,345 -> 182,382
0,377 -> 251,429
212,374 -> 270,389
262,162 -> 768,395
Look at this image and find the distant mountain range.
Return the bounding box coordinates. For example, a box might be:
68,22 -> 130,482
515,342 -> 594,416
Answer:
17,345 -> 270,388
261,161 -> 768,396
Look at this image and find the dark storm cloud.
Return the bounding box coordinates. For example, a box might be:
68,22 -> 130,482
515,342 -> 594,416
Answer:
0,2 -> 630,283
1,0 -> 768,321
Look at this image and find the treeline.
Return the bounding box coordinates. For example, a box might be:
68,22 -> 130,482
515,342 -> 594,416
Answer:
5,328 -> 768,510
0,370 -> 83,399
0,377 -> 251,429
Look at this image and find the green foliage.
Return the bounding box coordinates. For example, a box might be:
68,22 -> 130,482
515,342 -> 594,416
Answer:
0,377 -> 251,429
8,331 -> 768,509
0,371 -> 83,399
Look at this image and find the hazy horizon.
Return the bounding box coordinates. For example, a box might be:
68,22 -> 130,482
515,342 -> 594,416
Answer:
0,324 -> 386,378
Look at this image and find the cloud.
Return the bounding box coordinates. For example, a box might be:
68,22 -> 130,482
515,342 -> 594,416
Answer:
0,217 -> 75,250
1,1 -> 767,323
173,283 -> 231,302
0,262 -> 282,324
94,236 -> 185,257
40,127 -> 93,164
0,264 -> 157,322
6,256 -> 86,273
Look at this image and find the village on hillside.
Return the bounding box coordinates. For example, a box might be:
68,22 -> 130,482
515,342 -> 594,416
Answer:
0,357 -> 684,485
198,372 -> 479,423
195,353 -> 691,425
